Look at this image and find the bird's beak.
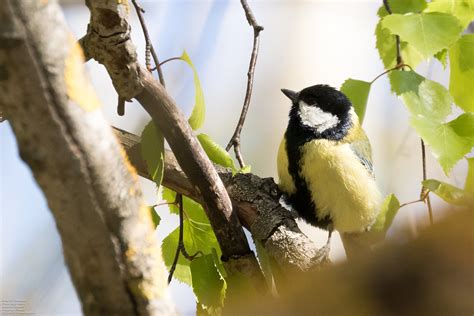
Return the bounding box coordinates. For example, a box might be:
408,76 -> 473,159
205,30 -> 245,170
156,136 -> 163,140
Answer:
281,89 -> 298,102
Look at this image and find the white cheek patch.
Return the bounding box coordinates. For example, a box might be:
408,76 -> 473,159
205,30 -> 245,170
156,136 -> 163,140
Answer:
298,101 -> 340,133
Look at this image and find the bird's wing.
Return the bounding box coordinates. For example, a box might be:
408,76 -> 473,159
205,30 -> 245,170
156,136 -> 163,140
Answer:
349,130 -> 375,178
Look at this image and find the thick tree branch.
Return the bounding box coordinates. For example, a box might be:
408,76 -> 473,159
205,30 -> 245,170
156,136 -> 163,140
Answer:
81,0 -> 264,284
114,127 -> 330,272
226,0 -> 264,167
0,1 -> 174,314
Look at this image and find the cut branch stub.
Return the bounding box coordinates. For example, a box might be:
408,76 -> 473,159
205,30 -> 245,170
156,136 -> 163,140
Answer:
82,0 -> 143,100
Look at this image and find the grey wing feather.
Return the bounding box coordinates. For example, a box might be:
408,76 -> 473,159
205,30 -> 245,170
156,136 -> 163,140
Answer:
349,131 -> 375,178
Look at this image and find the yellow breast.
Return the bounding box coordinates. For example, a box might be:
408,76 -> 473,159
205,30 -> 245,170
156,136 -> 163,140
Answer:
299,139 -> 381,232
277,134 -> 381,233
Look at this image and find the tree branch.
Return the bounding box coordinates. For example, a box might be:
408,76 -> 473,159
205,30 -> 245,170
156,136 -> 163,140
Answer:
226,0 -> 264,168
113,127 -> 330,272
81,0 -> 264,285
0,1 -> 174,314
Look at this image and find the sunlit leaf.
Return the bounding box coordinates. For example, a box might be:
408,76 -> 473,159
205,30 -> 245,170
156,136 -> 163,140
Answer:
162,187 -> 213,225
340,79 -> 371,124
411,117 -> 472,174
149,206 -> 161,228
426,0 -> 474,28
389,70 -> 452,121
377,0 -> 427,16
465,158 -> 474,194
449,34 -> 474,112
434,49 -> 448,68
197,133 -> 236,171
181,50 -> 206,130
140,121 -> 165,188
447,112 -> 474,146
191,254 -> 226,309
382,12 -> 463,60
375,20 -> 425,69
162,217 -> 221,285
423,179 -> 474,206
161,224 -> 192,285
372,194 -> 400,232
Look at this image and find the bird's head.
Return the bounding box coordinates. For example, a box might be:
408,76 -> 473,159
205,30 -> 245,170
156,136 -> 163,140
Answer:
281,85 -> 353,134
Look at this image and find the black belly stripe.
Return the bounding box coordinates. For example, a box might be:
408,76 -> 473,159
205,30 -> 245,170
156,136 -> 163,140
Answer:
285,129 -> 331,229
284,108 -> 352,229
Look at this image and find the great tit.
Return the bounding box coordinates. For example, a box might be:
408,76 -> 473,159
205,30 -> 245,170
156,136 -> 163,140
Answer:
277,85 -> 381,234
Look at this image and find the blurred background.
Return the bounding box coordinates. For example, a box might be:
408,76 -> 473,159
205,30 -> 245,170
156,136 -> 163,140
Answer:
1,0 -> 469,315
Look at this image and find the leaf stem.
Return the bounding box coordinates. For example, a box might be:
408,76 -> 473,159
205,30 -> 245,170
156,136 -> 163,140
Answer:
399,199 -> 423,209
370,63 -> 413,84
155,57 -> 183,69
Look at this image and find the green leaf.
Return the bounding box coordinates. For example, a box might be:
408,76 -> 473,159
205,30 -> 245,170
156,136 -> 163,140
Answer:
372,194 -> 401,232
161,225 -> 192,285
381,12 -> 463,60
434,49 -> 448,68
389,71 -> 452,121
388,70 -> 424,95
423,179 -> 474,206
161,188 -> 212,223
411,116 -> 472,174
161,190 -> 222,285
449,34 -> 474,112
149,206 -> 161,228
140,121 -> 165,187
197,133 -> 236,170
375,20 -> 425,68
447,112 -> 474,146
426,0 -> 474,28
340,79 -> 371,124
377,0 -> 427,17
180,51 -> 206,130
190,254 -> 226,309
465,158 -> 474,194
162,217 -> 221,285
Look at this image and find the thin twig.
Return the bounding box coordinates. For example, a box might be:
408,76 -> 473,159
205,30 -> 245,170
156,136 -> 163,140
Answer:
421,139 -> 434,225
225,0 -> 264,168
168,194 -> 183,284
383,0 -> 403,65
130,0 -> 166,86
167,194 -> 203,284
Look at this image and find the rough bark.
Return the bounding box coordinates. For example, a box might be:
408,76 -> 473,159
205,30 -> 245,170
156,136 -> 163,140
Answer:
0,1 -> 174,314
80,0 -> 265,285
114,127 -> 330,272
